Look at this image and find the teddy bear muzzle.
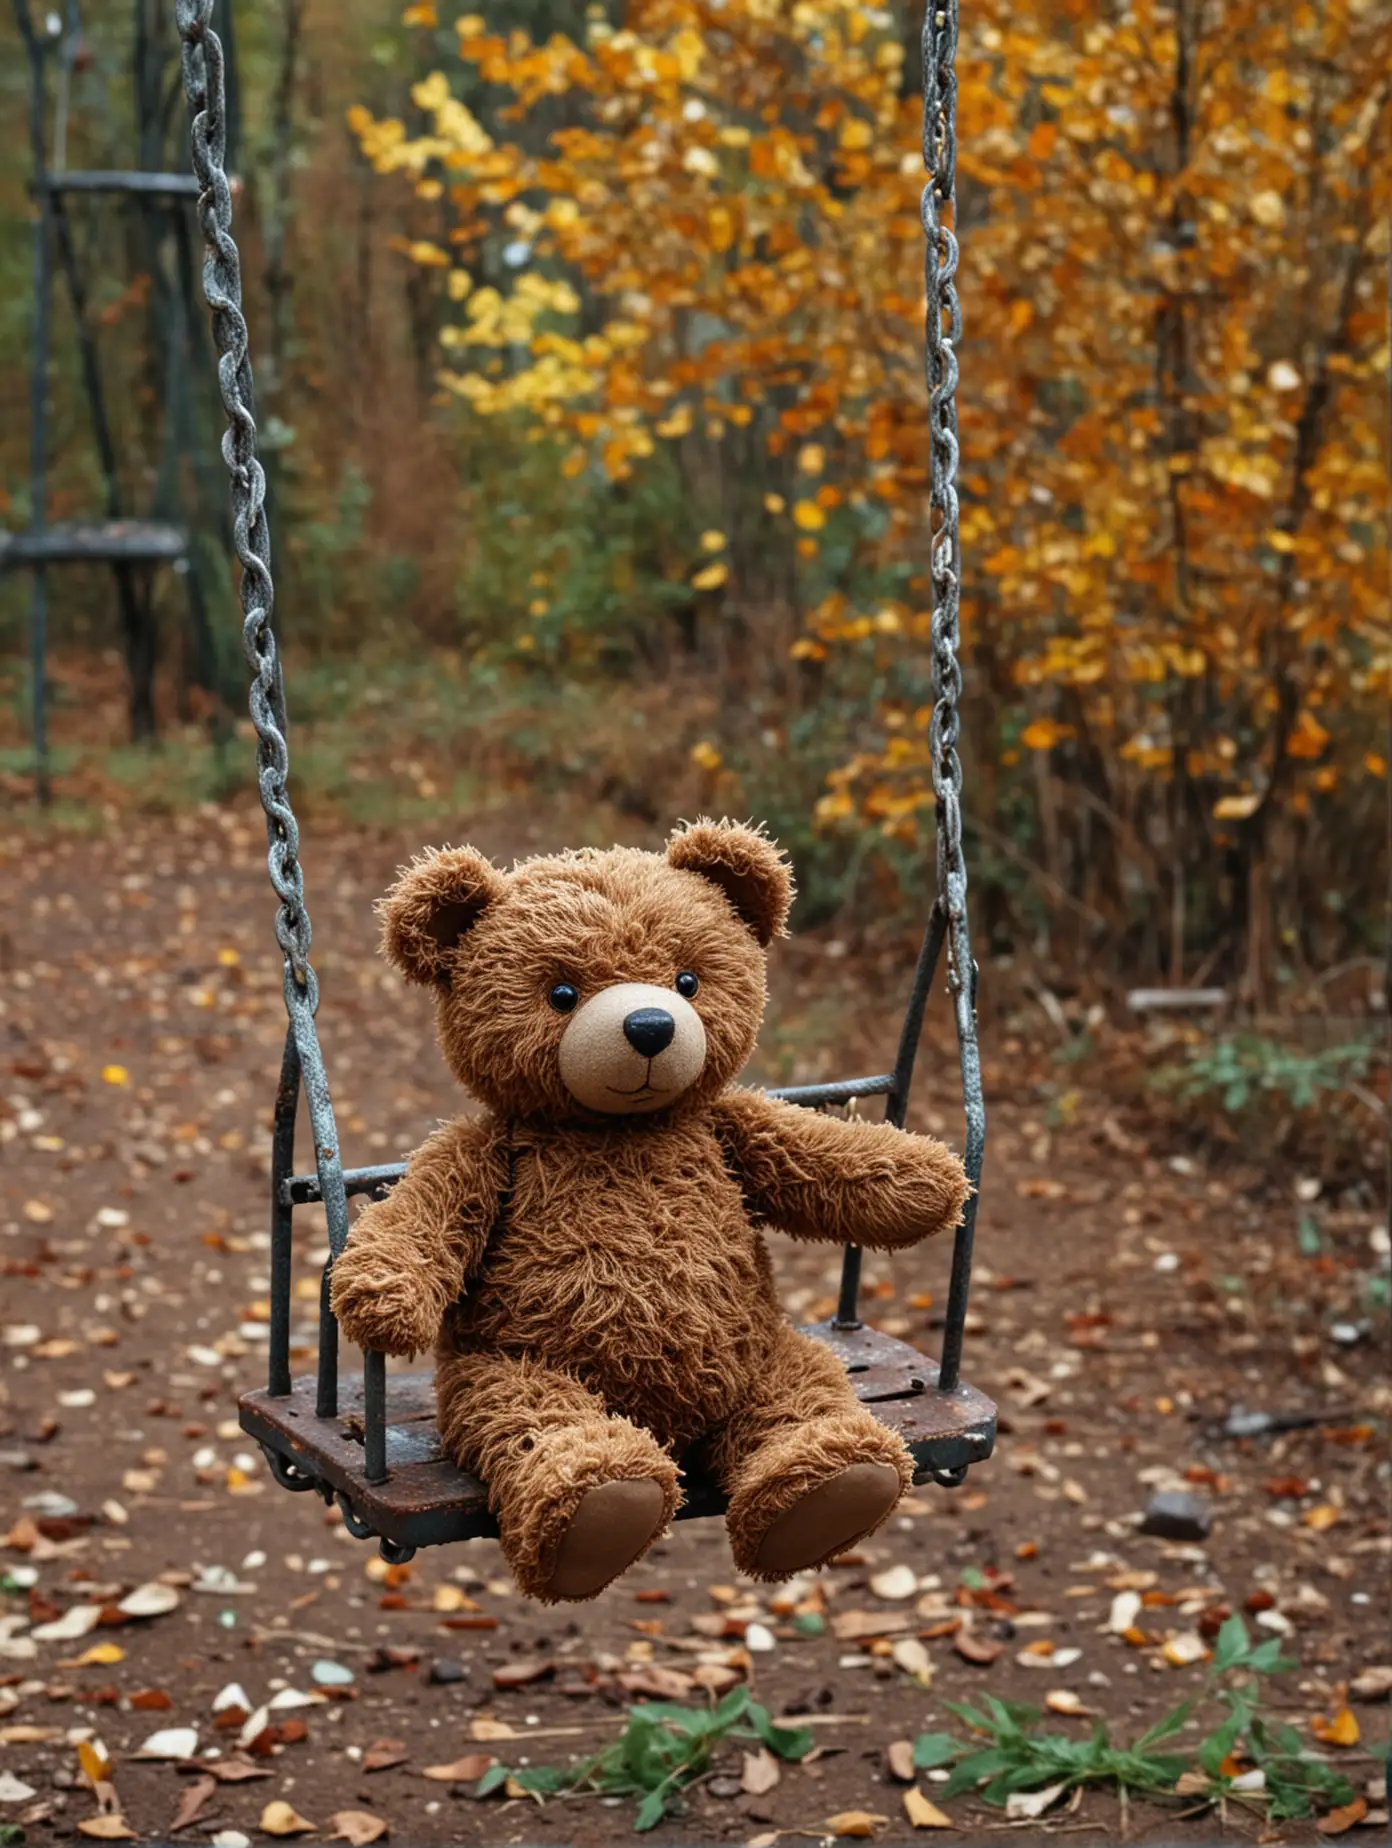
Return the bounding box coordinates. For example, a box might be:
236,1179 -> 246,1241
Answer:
557,981 -> 707,1114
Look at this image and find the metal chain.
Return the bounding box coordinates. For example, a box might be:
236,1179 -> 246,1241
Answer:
176,0 -> 313,995
921,0 -> 966,935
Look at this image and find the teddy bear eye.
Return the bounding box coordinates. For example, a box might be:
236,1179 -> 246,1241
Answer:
549,982 -> 579,1014
675,970 -> 699,999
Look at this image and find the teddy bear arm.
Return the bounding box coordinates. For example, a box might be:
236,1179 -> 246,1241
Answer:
714,1088 -> 970,1250
329,1119 -> 505,1357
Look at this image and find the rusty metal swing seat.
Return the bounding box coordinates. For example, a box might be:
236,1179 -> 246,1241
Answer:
175,0 -> 994,1566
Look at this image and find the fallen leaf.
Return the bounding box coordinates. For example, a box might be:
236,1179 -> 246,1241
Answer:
1350,1667 -> 1392,1702
1312,1708 -> 1360,1748
1044,1690 -> 1095,1717
1303,1505 -> 1341,1531
260,1800 -> 316,1836
903,1788 -> 955,1830
119,1582 -> 181,1619
741,1750 -> 781,1796
491,1658 -> 554,1690
1004,1782 -> 1067,1820
77,1818 -> 136,1840
1109,1591 -> 1143,1633
70,1644 -> 126,1668
130,1688 -> 173,1711
1316,1799 -> 1369,1836
886,1740 -> 916,1783
421,1754 -> 496,1782
328,1811 -> 389,1845
469,1718 -> 518,1741
32,1605 -> 102,1643
0,1772 -> 39,1803
171,1776 -> 219,1834
869,1566 -> 918,1602
77,1741 -> 112,1787
832,1610 -> 913,1642
136,1726 -> 198,1760
952,1630 -> 1002,1667
362,1739 -> 409,1773
1163,1634 -> 1209,1667
826,1812 -> 888,1837
206,1756 -> 274,1784
891,1637 -> 933,1685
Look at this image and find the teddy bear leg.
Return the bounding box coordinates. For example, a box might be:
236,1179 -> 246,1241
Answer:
710,1326 -> 913,1579
435,1349 -> 679,1603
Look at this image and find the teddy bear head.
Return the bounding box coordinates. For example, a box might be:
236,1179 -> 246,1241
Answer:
377,819 -> 794,1123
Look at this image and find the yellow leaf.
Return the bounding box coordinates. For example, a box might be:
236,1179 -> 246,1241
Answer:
764,493 -> 785,514
401,1 -> 437,23
1285,711 -> 1330,760
793,500 -> 825,532
1302,1503 -> 1340,1531
700,530 -> 726,552
1312,1708 -> 1359,1748
73,1644 -> 126,1668
447,270 -> 473,302
692,562 -> 729,591
1365,753 -> 1387,777
827,1813 -> 889,1838
260,1801 -> 317,1836
1020,719 -> 1073,751
1251,190 -> 1285,227
798,444 -> 825,475
77,1741 -> 112,1787
77,1820 -> 136,1841
903,1788 -> 954,1829
1213,793 -> 1260,821
216,948 -> 239,967
101,1066 -> 129,1086
690,741 -> 723,772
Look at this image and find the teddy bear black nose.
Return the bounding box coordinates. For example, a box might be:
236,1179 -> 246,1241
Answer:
623,1007 -> 676,1058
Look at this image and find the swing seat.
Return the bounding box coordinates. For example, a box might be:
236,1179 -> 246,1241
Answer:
240,1319 -> 996,1557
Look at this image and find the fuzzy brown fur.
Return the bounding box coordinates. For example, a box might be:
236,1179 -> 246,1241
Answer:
331,819 -> 970,1601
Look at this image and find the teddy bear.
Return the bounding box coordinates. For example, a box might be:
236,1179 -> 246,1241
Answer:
329,819 -> 969,1603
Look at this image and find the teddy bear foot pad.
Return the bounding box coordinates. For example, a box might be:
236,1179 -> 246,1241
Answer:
545,1479 -> 671,1599
752,1462 -> 903,1574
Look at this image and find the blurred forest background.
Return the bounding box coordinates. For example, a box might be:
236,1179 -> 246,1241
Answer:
0,0 -> 1388,1121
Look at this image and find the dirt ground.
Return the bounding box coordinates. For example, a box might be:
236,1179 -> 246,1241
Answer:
2,801 -> 1389,1846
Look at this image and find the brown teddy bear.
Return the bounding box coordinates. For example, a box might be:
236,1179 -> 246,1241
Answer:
330,819 -> 968,1603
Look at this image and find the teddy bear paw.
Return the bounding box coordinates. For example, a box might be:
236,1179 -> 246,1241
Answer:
750,1461 -> 901,1575
329,1258 -> 442,1358
542,1479 -> 671,1600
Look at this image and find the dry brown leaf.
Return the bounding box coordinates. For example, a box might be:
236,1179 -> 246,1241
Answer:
952,1630 -> 1003,1666
420,1754 -> 496,1782
903,1788 -> 955,1830
740,1750 -> 781,1796
831,1610 -> 913,1642
1350,1667 -> 1392,1702
328,1810 -> 389,1844
492,1657 -> 555,1690
76,1818 -> 136,1840
1316,1799 -> 1369,1836
259,1799 -> 316,1835
469,1717 -> 518,1741
361,1739 -> 409,1773
826,1811 -> 889,1837
170,1775 -> 218,1834
1044,1690 -> 1095,1718
885,1740 -> 916,1783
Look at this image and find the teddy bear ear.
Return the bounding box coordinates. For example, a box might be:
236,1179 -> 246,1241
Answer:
378,845 -> 507,986
666,818 -> 794,946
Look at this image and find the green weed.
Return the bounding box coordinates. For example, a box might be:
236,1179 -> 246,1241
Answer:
912,1615 -> 1357,1824
476,1684 -> 813,1831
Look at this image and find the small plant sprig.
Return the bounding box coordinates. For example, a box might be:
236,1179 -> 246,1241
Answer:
911,1615 -> 1357,1824
477,1684 -> 813,1831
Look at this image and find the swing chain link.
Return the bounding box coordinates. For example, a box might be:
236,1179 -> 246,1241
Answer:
921,0 -> 967,958
175,0 -> 314,1000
